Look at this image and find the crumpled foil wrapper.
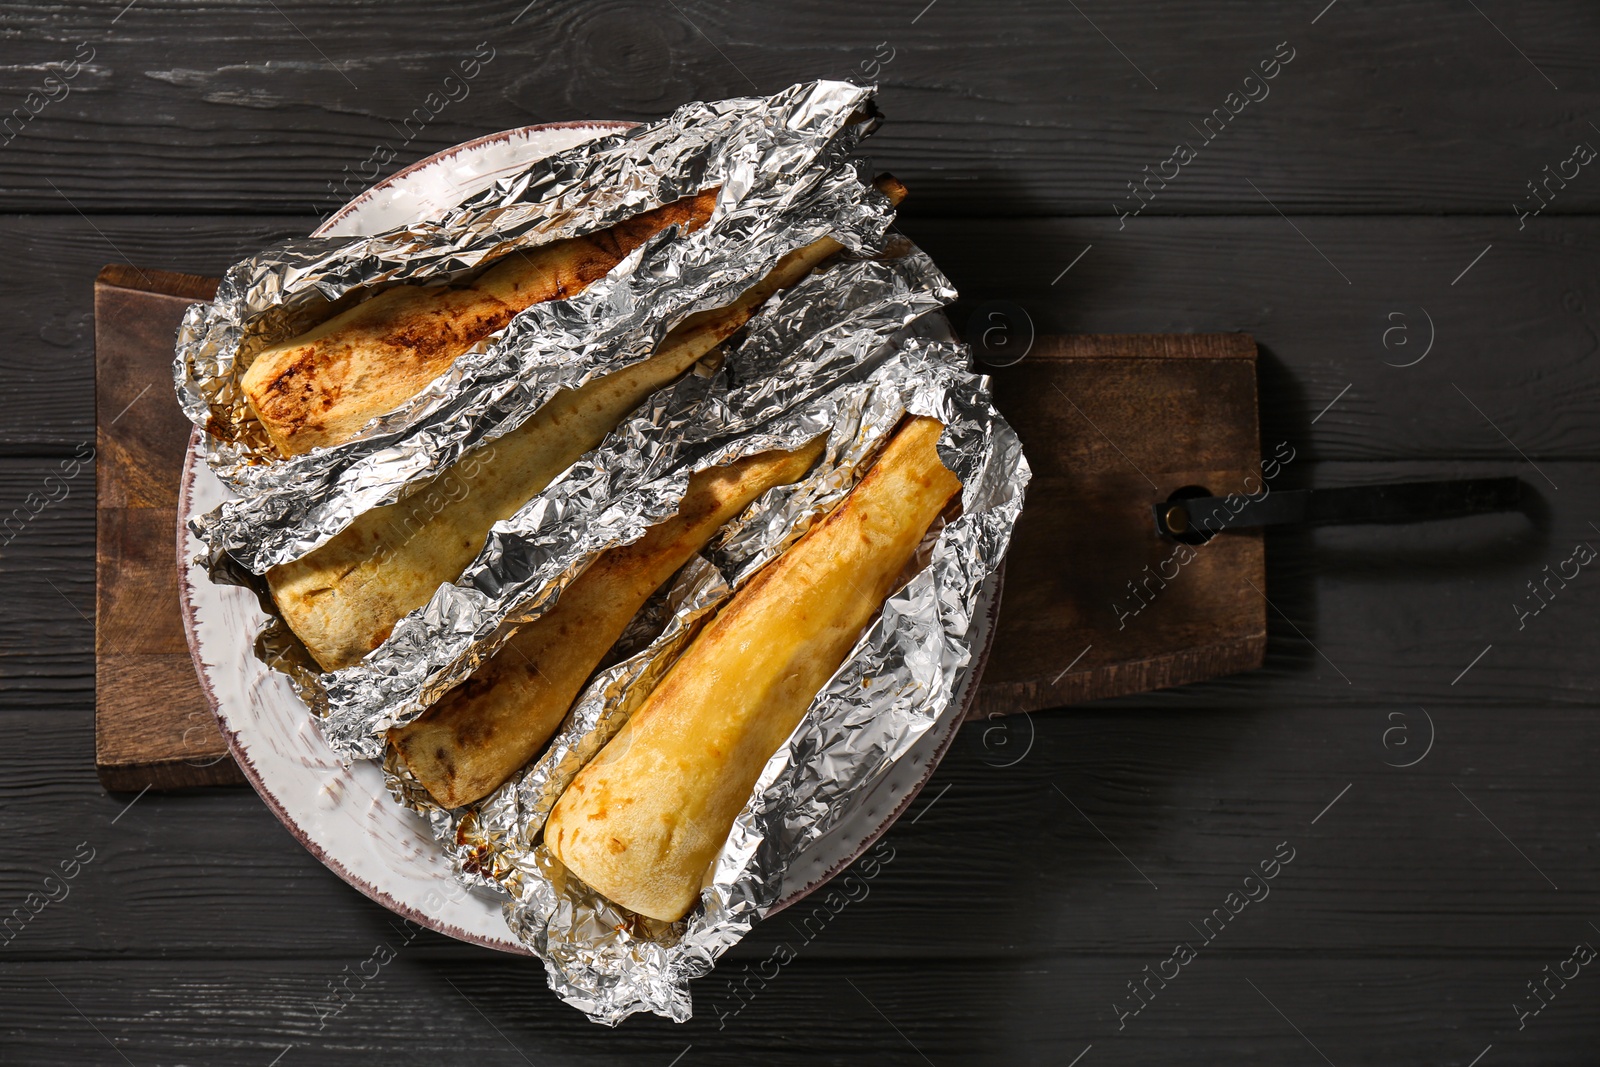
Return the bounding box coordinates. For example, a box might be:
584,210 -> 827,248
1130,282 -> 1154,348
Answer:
320,245 -> 955,757
178,79 -> 889,573
175,78 -> 1032,1027
385,339 -> 1029,1024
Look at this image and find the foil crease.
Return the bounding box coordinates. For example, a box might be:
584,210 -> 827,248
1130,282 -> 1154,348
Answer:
385,338 -> 1028,1024
319,248 -> 956,757
181,80 -> 887,572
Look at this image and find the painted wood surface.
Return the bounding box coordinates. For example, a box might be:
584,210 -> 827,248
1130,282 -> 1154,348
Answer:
2,0 -> 1597,1062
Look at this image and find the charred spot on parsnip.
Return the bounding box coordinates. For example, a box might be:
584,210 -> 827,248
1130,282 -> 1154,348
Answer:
544,415 -> 961,923
267,176 -> 911,673
388,437 -> 827,810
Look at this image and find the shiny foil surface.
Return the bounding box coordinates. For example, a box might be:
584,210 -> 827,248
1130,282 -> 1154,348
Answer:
180,80 -> 887,573
321,246 -> 956,756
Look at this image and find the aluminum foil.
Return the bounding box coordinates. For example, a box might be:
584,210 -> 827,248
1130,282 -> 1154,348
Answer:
385,337 -> 1027,1024
175,80 -> 1032,1026
179,80 -> 889,572
320,245 -> 956,757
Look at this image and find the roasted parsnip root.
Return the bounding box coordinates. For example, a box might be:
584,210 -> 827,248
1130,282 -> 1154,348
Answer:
545,415 -> 960,922
390,437 -> 826,809
243,190 -> 719,457
268,177 -> 909,672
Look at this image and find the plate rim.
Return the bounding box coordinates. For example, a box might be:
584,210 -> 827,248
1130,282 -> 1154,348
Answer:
315,120 -> 636,237
177,425 -> 534,954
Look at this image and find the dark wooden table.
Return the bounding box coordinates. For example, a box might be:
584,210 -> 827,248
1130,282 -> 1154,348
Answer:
4,2 -> 1598,1063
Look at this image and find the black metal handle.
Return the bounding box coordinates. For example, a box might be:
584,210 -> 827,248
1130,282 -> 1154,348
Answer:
1154,477 -> 1525,543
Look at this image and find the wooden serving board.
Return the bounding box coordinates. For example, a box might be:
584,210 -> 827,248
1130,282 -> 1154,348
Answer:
94,268 -> 1265,789
968,332 -> 1267,718
95,265 -> 243,790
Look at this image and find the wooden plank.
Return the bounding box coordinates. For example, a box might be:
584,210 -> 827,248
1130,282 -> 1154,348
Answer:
919,213 -> 1600,463
2,214 -> 1598,457
4,697 -> 1599,962
94,267 -> 239,789
92,654 -> 240,790
10,457 -> 1596,717
0,216 -> 301,450
0,956 -> 1591,1065
0,457 -> 96,704
0,1 -> 1597,216
93,266 -> 216,509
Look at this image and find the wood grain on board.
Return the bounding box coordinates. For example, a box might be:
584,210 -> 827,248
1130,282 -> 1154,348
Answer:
972,332 -> 1266,717
93,265 -> 243,790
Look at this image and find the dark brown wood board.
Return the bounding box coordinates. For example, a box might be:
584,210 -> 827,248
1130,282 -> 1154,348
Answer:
969,333 -> 1266,718
94,265 -> 244,790
93,270 -> 1264,787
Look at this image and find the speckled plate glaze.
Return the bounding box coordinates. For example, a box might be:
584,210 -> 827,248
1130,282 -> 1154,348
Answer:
178,123 -> 999,954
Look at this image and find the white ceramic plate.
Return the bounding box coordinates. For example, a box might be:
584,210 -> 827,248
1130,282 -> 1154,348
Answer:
178,125 -> 997,952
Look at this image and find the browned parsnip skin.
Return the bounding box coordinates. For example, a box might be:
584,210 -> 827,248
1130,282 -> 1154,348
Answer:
243,190 -> 719,457
390,438 -> 826,809
546,416 -> 959,922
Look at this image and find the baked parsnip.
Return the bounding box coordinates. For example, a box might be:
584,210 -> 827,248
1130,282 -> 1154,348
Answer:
268,176 -> 907,672
391,437 -> 826,809
545,415 -> 960,922
243,190 -> 719,457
